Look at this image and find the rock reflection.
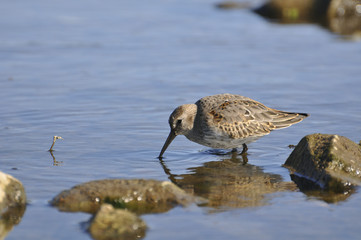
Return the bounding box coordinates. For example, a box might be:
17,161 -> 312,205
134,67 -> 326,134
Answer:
289,173 -> 356,203
159,153 -> 297,211
0,171 -> 27,240
0,204 -> 26,240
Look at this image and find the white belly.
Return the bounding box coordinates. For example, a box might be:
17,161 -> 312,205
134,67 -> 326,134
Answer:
185,133 -> 265,149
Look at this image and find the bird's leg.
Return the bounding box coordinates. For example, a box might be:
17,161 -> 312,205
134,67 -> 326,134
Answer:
231,144 -> 247,155
240,143 -> 248,155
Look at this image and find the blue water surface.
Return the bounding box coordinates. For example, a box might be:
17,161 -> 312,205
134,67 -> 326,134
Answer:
1,0 -> 361,239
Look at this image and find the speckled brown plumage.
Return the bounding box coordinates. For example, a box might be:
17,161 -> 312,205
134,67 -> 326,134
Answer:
159,93 -> 309,158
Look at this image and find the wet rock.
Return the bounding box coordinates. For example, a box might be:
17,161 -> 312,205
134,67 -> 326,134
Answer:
51,179 -> 196,214
0,171 -> 27,240
253,0 -> 331,23
0,171 -> 26,212
89,204 -> 146,240
284,134 -> 361,192
253,0 -> 361,35
327,0 -> 361,35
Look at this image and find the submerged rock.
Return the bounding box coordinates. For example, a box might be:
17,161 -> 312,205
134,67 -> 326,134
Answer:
51,179 -> 196,214
284,134 -> 361,194
0,171 -> 27,240
89,204 -> 146,240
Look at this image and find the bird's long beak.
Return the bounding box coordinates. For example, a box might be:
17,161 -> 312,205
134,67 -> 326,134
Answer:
158,130 -> 176,158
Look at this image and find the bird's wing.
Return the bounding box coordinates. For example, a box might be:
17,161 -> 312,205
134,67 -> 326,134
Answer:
197,94 -> 308,139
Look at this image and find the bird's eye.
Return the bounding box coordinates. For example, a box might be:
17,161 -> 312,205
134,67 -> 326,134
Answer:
176,119 -> 182,125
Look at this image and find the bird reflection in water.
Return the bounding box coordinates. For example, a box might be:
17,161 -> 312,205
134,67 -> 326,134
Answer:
159,152 -> 296,211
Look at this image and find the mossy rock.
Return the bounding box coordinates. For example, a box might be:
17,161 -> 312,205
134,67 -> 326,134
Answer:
51,179 -> 196,214
284,134 -> 361,190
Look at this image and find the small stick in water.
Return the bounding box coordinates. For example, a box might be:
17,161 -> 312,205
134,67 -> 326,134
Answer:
49,136 -> 63,152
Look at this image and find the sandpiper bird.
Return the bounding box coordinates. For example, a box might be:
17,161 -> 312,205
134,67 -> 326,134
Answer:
158,93 -> 309,158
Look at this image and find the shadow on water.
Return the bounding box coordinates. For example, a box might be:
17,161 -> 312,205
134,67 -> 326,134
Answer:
159,152 -> 297,211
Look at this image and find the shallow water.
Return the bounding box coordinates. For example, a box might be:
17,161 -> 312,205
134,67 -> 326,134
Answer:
1,0 -> 361,239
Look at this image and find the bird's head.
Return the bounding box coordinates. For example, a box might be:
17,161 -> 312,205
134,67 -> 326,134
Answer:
158,104 -> 197,158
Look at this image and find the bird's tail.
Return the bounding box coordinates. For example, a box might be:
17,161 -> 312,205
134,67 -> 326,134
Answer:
270,111 -> 309,129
